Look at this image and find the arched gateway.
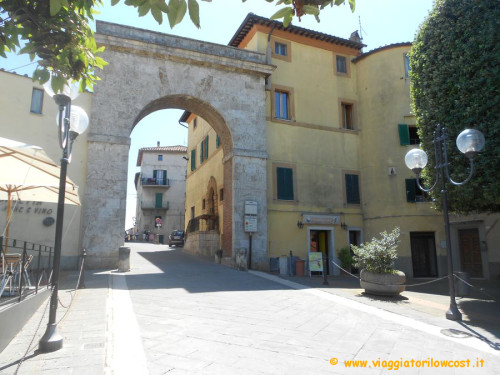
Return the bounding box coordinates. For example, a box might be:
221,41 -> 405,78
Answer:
82,21 -> 274,270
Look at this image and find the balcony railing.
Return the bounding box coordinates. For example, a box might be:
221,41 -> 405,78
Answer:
187,214 -> 219,233
141,200 -> 170,210
140,177 -> 170,187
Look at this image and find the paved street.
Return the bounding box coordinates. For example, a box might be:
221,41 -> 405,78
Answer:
1,241 -> 499,374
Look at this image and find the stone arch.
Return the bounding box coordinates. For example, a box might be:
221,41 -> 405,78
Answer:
81,21 -> 274,270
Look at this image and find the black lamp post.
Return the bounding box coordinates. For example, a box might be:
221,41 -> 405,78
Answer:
39,80 -> 89,352
404,125 -> 484,321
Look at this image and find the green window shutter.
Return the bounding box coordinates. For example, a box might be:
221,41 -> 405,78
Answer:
200,142 -> 204,163
345,174 -> 360,204
155,193 -> 163,208
205,135 -> 209,159
406,178 -> 416,203
216,135 -> 220,148
191,149 -> 196,171
277,167 -> 294,200
162,169 -> 167,185
153,170 -> 157,179
398,124 -> 410,146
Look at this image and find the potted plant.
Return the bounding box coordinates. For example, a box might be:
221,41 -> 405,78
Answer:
351,227 -> 406,296
336,247 -> 354,274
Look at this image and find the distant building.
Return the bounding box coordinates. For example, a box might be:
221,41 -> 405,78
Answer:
135,143 -> 187,244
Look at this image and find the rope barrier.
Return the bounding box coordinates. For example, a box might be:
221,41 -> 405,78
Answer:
453,273 -> 499,303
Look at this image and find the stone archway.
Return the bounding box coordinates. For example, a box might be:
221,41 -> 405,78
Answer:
81,21 -> 274,270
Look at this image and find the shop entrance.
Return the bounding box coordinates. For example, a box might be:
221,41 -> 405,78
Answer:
308,228 -> 335,275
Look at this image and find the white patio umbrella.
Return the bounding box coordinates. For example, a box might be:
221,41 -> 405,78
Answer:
0,137 -> 80,253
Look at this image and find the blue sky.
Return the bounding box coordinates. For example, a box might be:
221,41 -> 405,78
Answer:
0,0 -> 435,229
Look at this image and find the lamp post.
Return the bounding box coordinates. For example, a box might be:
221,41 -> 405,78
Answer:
39,80 -> 89,352
404,125 -> 484,321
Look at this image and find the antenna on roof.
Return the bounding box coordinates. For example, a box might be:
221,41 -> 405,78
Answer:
358,16 -> 366,42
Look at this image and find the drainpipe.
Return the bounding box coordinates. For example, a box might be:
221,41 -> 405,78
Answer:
265,24 -> 277,91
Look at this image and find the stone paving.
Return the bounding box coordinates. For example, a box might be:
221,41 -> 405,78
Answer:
0,241 -> 499,374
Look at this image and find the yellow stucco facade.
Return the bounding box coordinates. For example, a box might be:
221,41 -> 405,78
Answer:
184,15 -> 500,279
0,70 -> 92,268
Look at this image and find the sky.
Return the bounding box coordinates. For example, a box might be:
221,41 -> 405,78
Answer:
0,0 -> 435,229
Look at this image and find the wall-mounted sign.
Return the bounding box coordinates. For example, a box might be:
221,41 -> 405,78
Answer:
303,214 -> 340,225
245,200 -> 258,215
244,215 -> 257,233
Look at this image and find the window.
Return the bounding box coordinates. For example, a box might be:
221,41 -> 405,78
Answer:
219,188 -> 224,201
158,155 -> 163,161
275,91 -> 289,120
199,135 -> 209,164
276,167 -> 294,201
193,118 -> 198,129
406,178 -> 428,203
345,173 -> 360,205
404,53 -> 411,78
155,193 -> 163,209
190,149 -> 196,171
30,88 -> 44,114
275,42 -> 287,56
271,38 -> 291,62
336,55 -> 347,75
272,85 -> 294,122
216,134 -> 220,149
398,124 -> 420,145
341,102 -> 354,130
202,199 -> 206,210
153,169 -> 167,185
191,206 -> 195,219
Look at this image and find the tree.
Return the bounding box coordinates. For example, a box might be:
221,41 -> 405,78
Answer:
409,0 -> 500,214
0,0 -> 354,92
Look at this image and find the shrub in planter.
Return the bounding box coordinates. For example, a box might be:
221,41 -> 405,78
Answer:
351,227 -> 406,296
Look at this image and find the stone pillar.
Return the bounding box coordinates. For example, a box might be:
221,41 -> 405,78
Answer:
82,134 -> 130,269
222,158 -> 233,257
228,150 -> 268,271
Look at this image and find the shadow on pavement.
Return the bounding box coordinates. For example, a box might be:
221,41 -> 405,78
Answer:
112,249 -> 292,294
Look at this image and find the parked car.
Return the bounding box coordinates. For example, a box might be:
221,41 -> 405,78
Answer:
168,230 -> 185,247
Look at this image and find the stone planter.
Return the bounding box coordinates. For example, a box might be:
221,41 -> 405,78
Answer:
360,269 -> 406,296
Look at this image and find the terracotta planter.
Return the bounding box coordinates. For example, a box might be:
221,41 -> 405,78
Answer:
360,269 -> 406,296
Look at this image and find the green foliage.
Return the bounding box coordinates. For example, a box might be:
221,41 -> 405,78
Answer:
351,228 -> 400,274
336,247 -> 354,270
0,0 -> 354,92
410,0 -> 500,213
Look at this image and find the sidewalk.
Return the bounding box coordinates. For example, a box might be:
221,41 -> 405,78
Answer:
275,272 -> 500,346
0,245 -> 499,374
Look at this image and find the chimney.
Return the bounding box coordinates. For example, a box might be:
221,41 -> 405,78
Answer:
349,30 -> 361,44
157,141 -> 160,147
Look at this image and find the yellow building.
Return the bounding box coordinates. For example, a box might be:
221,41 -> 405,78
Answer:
0,69 -> 92,268
183,14 -> 499,279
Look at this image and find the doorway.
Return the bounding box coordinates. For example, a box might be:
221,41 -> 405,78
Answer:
459,228 -> 483,277
410,232 -> 438,277
308,229 -> 334,275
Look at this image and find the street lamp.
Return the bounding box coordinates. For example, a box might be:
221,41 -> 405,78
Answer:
39,79 -> 89,352
404,125 -> 484,321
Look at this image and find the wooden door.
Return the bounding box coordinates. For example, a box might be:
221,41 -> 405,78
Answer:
410,232 -> 438,277
459,229 -> 482,277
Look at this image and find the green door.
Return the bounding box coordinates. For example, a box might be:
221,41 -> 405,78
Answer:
155,193 -> 163,208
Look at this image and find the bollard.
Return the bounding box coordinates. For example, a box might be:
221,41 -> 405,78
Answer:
118,247 -> 131,272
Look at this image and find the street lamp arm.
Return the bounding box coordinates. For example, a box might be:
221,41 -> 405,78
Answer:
445,157 -> 476,187
415,172 -> 439,193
